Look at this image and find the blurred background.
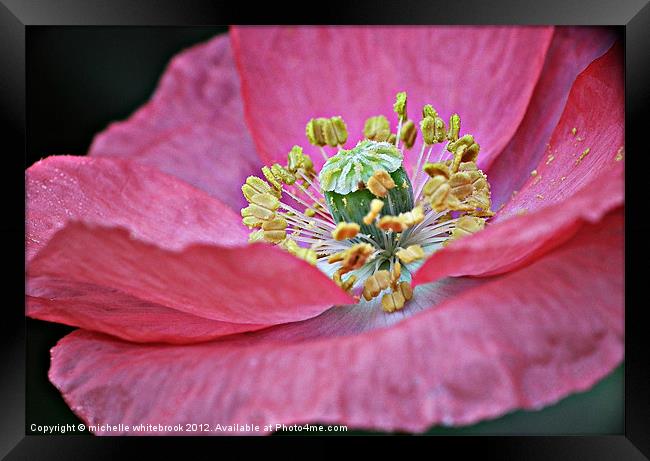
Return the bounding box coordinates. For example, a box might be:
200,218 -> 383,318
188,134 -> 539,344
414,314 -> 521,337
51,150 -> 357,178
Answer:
26,26 -> 623,435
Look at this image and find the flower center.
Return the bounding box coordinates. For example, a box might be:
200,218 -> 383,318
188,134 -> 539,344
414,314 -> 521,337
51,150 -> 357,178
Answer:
240,92 -> 494,313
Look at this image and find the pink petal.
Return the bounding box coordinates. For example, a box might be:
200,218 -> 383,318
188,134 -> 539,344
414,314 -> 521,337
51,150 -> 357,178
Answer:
414,40 -> 623,285
488,27 -> 618,206
27,277 -> 268,344
26,155 -> 248,263
231,26 -> 553,169
50,212 -> 622,434
88,34 -> 262,211
28,222 -> 354,325
496,41 -> 623,218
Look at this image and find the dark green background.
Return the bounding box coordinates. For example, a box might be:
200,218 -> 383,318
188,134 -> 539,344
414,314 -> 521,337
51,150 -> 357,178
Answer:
26,27 -> 623,435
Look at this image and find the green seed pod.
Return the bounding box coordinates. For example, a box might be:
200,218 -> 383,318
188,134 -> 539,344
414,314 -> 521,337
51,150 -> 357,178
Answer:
319,140 -> 414,242
325,167 -> 413,243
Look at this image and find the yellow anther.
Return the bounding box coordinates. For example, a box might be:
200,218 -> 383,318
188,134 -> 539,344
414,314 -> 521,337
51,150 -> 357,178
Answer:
363,115 -> 391,141
305,208 -> 316,217
423,162 -> 450,179
338,273 -> 357,292
449,172 -> 474,201
399,206 -> 424,227
390,261 -> 401,288
420,116 -> 446,145
449,216 -> 486,241
363,199 -> 384,225
284,239 -> 317,265
362,270 -> 391,301
248,229 -> 265,242
393,91 -> 407,120
320,118 -> 339,147
381,290 -> 406,313
332,222 -> 360,240
287,145 -> 315,175
420,116 -> 436,145
271,163 -> 296,185
249,192 -> 280,211
376,205 -> 422,233
262,166 -> 282,191
262,216 -> 288,243
447,114 -> 460,142
330,116 -> 348,145
422,176 -> 453,212
333,270 -> 357,292
377,215 -> 407,233
328,243 -> 374,275
458,161 -> 478,172
422,104 -> 438,118
447,135 -> 479,173
398,281 -> 413,302
400,119 -> 417,148
242,175 -> 280,200
434,117 -> 447,143
381,278 -> 414,312
423,161 -> 492,216
396,244 -> 425,264
306,117 -> 345,147
242,216 -> 265,228
306,118 -> 325,146
241,203 -> 276,221
367,169 -> 396,197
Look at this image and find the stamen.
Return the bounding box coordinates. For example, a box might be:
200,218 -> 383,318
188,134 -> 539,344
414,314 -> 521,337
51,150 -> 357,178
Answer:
448,135 -> 480,173
377,215 -> 408,233
448,215 -> 486,242
362,270 -> 391,301
396,244 -> 425,264
423,162 -> 450,179
367,169 -> 396,197
261,216 -> 288,243
400,120 -> 417,149
447,113 -> 461,142
242,176 -> 281,200
240,92 -> 494,314
393,91 -> 408,148
328,243 -> 375,275
363,116 -> 391,142
362,199 -> 384,225
283,239 -> 318,265
332,222 -> 361,240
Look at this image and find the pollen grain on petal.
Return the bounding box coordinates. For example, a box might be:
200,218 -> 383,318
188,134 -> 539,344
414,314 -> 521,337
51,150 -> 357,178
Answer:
575,147 -> 591,165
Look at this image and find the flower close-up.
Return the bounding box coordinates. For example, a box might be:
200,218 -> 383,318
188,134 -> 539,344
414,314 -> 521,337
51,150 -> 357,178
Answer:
26,26 -> 624,434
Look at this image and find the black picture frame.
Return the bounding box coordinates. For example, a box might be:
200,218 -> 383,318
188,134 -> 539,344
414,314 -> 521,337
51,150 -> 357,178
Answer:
2,0 -> 648,458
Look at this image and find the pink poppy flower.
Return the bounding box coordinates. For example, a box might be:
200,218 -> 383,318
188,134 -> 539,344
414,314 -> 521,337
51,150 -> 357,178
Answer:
26,26 -> 624,435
